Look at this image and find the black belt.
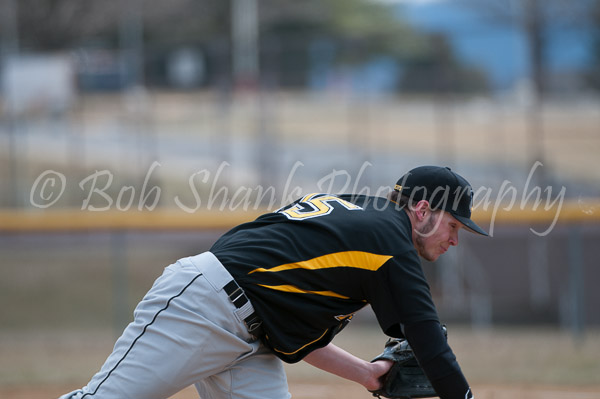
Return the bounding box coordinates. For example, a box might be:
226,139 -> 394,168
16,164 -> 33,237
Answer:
223,280 -> 263,336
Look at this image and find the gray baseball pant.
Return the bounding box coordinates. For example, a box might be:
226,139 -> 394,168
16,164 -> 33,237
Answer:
59,251 -> 291,399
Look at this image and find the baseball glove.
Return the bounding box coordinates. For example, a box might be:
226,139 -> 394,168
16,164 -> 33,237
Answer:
369,328 -> 447,399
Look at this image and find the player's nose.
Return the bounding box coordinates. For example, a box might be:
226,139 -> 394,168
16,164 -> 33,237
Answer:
449,231 -> 458,246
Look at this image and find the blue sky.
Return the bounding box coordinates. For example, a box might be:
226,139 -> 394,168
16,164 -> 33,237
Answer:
392,0 -> 595,90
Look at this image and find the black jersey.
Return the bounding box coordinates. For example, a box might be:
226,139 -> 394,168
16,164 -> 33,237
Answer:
210,193 -> 439,363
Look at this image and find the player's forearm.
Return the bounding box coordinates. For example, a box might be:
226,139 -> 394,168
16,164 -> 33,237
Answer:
403,321 -> 472,399
302,343 -> 391,390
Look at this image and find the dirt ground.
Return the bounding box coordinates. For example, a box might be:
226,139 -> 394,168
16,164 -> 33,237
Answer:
3,382 -> 600,399
1,326 -> 599,399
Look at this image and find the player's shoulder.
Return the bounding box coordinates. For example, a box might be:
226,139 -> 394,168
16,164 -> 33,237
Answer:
337,193 -> 392,210
259,193 -> 400,226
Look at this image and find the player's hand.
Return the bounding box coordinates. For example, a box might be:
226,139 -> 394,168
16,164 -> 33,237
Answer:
303,343 -> 394,391
363,359 -> 393,391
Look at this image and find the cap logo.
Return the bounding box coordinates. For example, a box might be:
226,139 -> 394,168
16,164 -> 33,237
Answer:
394,184 -> 403,191
470,191 -> 474,213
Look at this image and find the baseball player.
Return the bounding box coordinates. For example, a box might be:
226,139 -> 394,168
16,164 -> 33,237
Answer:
60,165 -> 487,399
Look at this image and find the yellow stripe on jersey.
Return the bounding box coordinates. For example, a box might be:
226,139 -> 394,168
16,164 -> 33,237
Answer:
257,284 -> 351,299
269,329 -> 330,356
248,251 -> 392,275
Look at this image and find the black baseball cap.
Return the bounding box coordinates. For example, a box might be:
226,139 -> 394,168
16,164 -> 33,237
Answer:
394,166 -> 488,236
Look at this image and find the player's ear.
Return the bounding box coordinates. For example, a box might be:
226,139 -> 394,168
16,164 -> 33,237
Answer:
413,200 -> 430,222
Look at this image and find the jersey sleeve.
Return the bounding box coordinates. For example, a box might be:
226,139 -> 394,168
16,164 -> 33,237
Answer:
368,250 -> 439,337
403,320 -> 472,399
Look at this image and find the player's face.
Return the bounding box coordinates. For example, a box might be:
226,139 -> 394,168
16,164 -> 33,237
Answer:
414,211 -> 461,261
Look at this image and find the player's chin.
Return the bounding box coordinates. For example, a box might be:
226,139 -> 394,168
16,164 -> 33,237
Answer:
421,251 -> 440,262
429,247 -> 449,261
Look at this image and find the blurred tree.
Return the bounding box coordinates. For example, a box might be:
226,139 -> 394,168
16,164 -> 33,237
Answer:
258,0 -> 487,91
323,0 -> 430,61
588,0 -> 600,90
257,0 -> 433,87
15,0 -> 118,50
14,0 -> 231,50
399,34 -> 488,94
10,0 -> 487,92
